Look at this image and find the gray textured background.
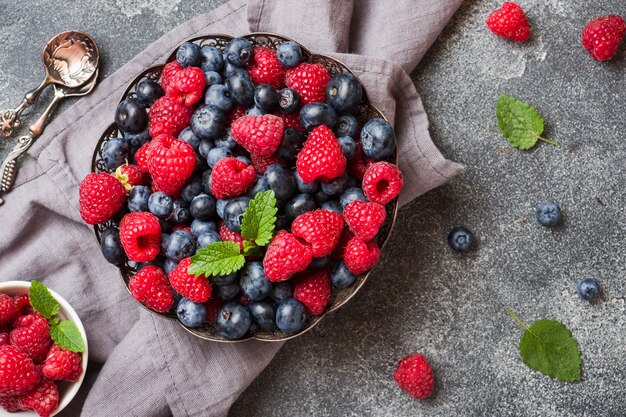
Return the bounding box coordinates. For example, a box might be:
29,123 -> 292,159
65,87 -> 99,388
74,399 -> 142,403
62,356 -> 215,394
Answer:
1,1 -> 625,416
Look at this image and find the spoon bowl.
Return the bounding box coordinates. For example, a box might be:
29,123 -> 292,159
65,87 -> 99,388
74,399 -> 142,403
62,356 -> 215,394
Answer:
43,31 -> 99,88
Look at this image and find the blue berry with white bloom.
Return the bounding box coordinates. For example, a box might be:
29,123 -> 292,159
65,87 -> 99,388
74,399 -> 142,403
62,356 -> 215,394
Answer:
326,72 -> 363,114
331,261 -> 357,289
226,70 -> 255,107
191,219 -> 216,237
199,46 -> 224,72
190,193 -> 216,221
177,298 -> 206,328
178,127 -> 201,152
576,278 -> 600,301
216,301 -> 251,339
224,38 -> 253,67
128,185 -> 151,212
334,114 -> 359,137
176,42 -> 201,68
254,84 -> 279,112
205,84 -> 233,113
277,88 -> 300,114
249,301 -> 276,331
148,192 -> 174,219
321,173 -> 349,196
294,171 -> 319,194
340,187 -> 366,208
448,226 -> 475,253
338,135 -> 357,160
265,164 -> 296,203
285,194 -> 318,219
299,103 -> 337,131
135,79 -> 163,106
197,231 -> 221,248
181,175 -> 203,203
207,147 -> 232,168
166,230 -> 196,262
276,299 -> 307,334
223,197 -> 251,232
271,282 -> 293,304
191,105 -> 226,140
211,272 -> 238,286
204,70 -> 222,86
100,227 -> 127,265
536,201 -> 561,228
102,138 -> 129,169
216,283 -> 240,301
360,118 -> 396,161
321,201 -> 342,214
240,262 -> 272,301
276,41 -> 302,68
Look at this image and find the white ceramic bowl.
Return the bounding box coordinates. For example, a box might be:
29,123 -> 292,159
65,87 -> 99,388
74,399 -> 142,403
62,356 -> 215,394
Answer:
0,281 -> 88,417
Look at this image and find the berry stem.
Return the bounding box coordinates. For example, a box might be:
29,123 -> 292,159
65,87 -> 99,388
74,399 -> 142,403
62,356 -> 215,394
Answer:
537,136 -> 560,147
506,310 -> 530,331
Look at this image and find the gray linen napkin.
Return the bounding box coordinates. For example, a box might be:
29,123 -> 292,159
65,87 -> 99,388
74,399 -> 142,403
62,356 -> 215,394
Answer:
0,0 -> 463,415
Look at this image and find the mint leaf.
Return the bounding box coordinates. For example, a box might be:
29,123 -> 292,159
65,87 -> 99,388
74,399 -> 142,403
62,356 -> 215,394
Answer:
242,240 -> 263,258
496,94 -> 559,149
50,320 -> 85,353
508,311 -> 581,382
240,190 -> 277,246
189,241 -> 245,277
29,280 -> 60,319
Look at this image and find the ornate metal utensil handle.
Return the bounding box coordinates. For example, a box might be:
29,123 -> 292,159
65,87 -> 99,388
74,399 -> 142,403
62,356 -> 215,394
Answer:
0,135 -> 33,205
0,80 -> 48,138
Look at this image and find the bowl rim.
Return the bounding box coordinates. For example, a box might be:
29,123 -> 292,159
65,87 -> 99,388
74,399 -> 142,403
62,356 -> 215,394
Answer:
0,281 -> 88,417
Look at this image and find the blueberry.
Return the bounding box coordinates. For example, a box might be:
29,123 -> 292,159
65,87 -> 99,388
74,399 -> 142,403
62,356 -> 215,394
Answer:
204,84 -> 233,113
338,135 -> 357,160
226,70 -> 255,107
536,201 -> 561,228
331,261 -> 357,289
299,103 -> 337,131
246,106 -> 267,116
191,219 -> 216,237
215,283 -> 240,301
278,128 -> 306,162
214,131 -> 238,150
178,127 -> 201,152
254,84 -> 279,112
159,218 -> 174,234
249,301 -> 276,331
334,115 -> 359,137
211,272 -> 238,286
576,278 -> 600,301
216,198 -> 232,219
198,140 -> 214,160
148,192 -> 174,219
176,42 -> 201,68
124,129 -> 151,149
101,138 -> 129,170
222,61 -> 241,78
276,299 -> 307,334
181,175 -> 203,203
135,79 -> 164,106
314,189 -> 331,204
265,164 -> 296,202
276,41 -> 302,68
191,105 -> 226,140
240,262 -> 272,301
271,282 -> 293,304
216,301 -> 251,339
177,298 -> 206,327
207,147 -> 232,168
168,200 -> 191,223
340,187 -> 366,208
223,197 -> 251,232
161,233 -> 171,253
321,173 -> 349,196
197,231 -> 221,248
204,70 -> 222,87
115,98 -> 148,133
294,171 -> 319,194
199,46 -> 224,72
164,258 -> 178,275
277,88 -> 300,114
190,193 -> 216,221
326,72 -> 363,113
321,200 -> 342,214
224,38 -> 253,67
201,170 -> 213,196
247,176 -> 270,198
236,155 -> 251,165
128,185 -> 151,212
310,255 -> 331,268
447,226 -> 475,253
166,230 -> 196,262
100,227 -> 127,265
361,118 -> 396,161
285,194 -> 318,219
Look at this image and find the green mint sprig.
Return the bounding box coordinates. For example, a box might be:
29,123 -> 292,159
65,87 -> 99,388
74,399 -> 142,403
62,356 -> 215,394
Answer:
29,280 -> 85,353
496,94 -> 559,150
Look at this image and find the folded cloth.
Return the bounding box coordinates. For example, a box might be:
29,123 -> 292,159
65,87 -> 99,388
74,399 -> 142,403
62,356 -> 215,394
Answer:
0,0 -> 463,415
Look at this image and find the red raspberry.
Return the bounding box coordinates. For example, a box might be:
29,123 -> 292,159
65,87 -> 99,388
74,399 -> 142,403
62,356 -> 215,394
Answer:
0,333 -> 8,346
231,115 -> 285,157
582,15 -> 626,61
343,200 -> 386,242
119,212 -> 162,262
160,60 -> 183,93
13,295 -> 32,315
17,378 -> 59,417
296,125 -> 346,183
115,164 -> 145,191
42,344 -> 82,382
134,141 -> 153,173
218,221 -> 245,251
205,298 -> 223,325
331,228 -> 355,261
78,173 -> 126,225
165,66 -> 206,106
251,153 -> 281,175
263,230 -> 313,282
172,225 -> 192,235
248,47 -> 285,89
148,96 -> 192,138
486,2 -> 531,42
362,162 -> 404,205
285,63 -> 330,104
291,209 -> 344,257
129,266 -> 175,313
0,294 -> 17,324
227,106 -> 247,125
348,143 -> 373,180
278,112 -> 306,134
210,157 -> 256,199
343,236 -> 380,275
293,269 -> 331,315
168,258 -> 212,303
148,134 -> 196,195
393,353 -> 435,399
0,345 -> 41,396
10,313 -> 53,363
0,394 -> 21,412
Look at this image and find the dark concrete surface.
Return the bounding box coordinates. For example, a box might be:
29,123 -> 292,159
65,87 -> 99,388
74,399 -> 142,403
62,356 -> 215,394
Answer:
1,1 -> 625,416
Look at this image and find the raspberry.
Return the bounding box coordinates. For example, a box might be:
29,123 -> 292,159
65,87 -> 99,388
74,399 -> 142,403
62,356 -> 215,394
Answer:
278,112 -> 306,134
393,353 -> 435,399
165,66 -> 206,106
218,221 -> 245,251
160,60 -> 183,93
263,230 -> 313,282
42,344 -> 82,382
227,106 -> 247,125
13,295 -> 32,315
0,395 -> 21,412
148,95 -> 193,138
0,345 -> 41,396
134,141 -> 153,173
291,209 -> 344,257
205,298 -> 223,324
343,200 -> 386,242
248,47 -> 285,89
168,258 -> 212,303
296,125 -> 346,183
331,228 -> 355,261
231,115 -> 285,157
362,162 -> 404,205
10,313 -> 53,363
285,63 -> 330,105
129,266 -> 175,313
148,134 -> 196,195
582,15 -> 626,61
486,2 -> 531,42
78,173 -> 126,225
119,212 -> 162,262
293,269 -> 331,315
115,164 -> 145,191
348,143 -> 373,180
0,333 -> 8,346
0,294 -> 17,324
17,378 -> 59,417
251,153 -> 281,175
210,157 -> 256,199
343,236 -> 380,275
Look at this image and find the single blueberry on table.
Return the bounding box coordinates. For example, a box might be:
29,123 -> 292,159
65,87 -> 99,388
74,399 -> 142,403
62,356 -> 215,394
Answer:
270,282 -> 293,304
197,231 -> 221,248
115,97 -> 148,133
190,193 -> 217,221
223,197 -> 251,233
294,170 -> 319,194
216,301 -> 252,339
447,226 -> 475,253
101,138 -> 129,170
360,118 -> 396,161
164,258 -> 178,276
334,114 -> 359,138
278,128 -> 306,162
331,261 -> 357,289
254,84 -> 279,112
326,72 -> 363,114
226,68 -> 255,107
199,45 -> 224,72
299,102 -> 337,131
191,105 -> 226,140
176,42 -> 201,68
211,272 -> 238,286
204,84 -> 233,113
224,38 -> 253,67
215,283 -> 241,301
340,187 -> 367,208
191,219 -> 217,237
178,127 -> 201,152
177,298 -> 206,328
249,301 -> 276,331
240,262 -> 272,301
166,230 -> 196,262
277,87 -> 300,114
285,194 -> 318,219
276,41 -> 302,68
148,192 -> 174,219
124,128 -> 151,149
576,278 -> 600,301
536,201 -> 561,228
135,78 -> 163,106
265,164 -> 296,203
207,147 -> 233,168
321,200 -> 343,214
321,173 -> 350,196
276,298 -> 308,334
204,70 -> 222,87
100,227 -> 127,266
128,185 -> 151,212
338,135 -> 357,160
310,256 -> 331,268
181,175 -> 203,203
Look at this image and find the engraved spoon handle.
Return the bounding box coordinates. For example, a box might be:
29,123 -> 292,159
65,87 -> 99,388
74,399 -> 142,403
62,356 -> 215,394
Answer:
0,79 -> 49,138
0,135 -> 33,205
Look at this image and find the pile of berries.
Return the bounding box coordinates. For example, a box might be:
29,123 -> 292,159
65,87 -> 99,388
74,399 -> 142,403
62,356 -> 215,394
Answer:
0,293 -> 82,416
80,37 -> 403,339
